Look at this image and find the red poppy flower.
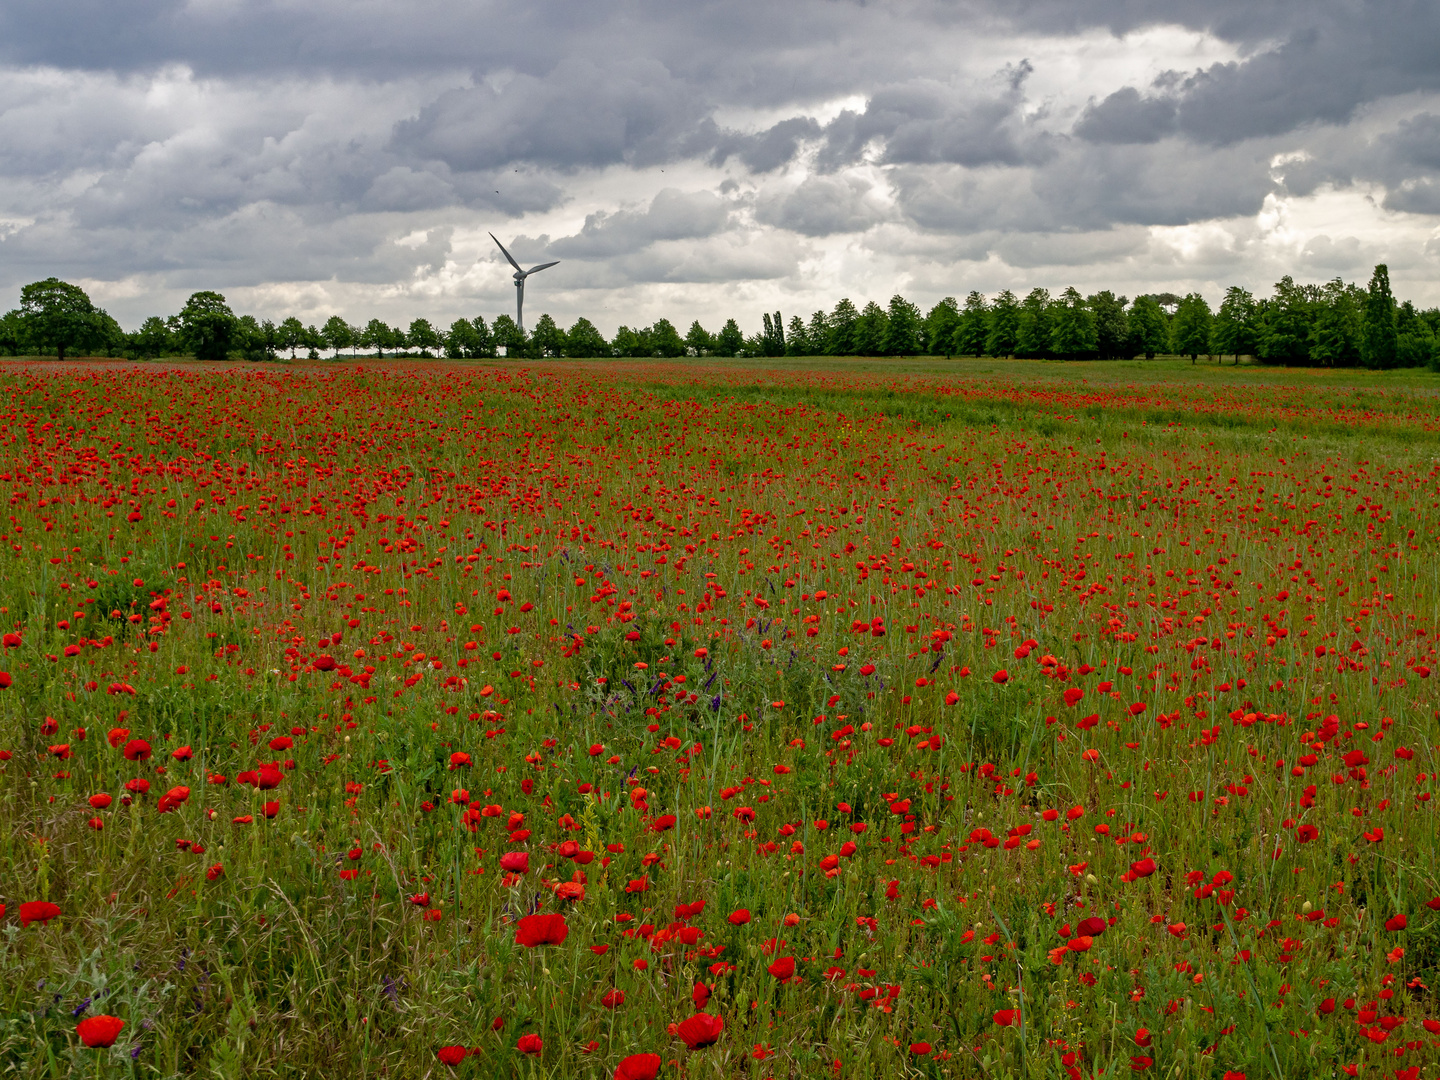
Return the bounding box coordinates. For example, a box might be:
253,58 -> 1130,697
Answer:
499,852 -> 530,873
516,1033 -> 542,1056
1385,913 -> 1408,932
601,989 -> 625,1009
19,901 -> 61,927
909,1042 -> 932,1055
993,1009 -> 1019,1026
676,1012 -> 723,1049
122,738 -> 151,761
514,912 -> 568,947
1296,823 -> 1318,843
89,793 -> 112,809
76,1015 -> 125,1048
1129,857 -> 1157,878
436,1045 -> 467,1066
0,672 -> 11,690
767,956 -> 796,979
614,1052 -> 662,1080
992,669 -> 1009,684
728,908 -> 751,925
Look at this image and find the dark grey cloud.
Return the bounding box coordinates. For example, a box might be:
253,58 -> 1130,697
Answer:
394,59 -> 715,173
755,176 -> 888,236
5,0 -> 1440,327
1074,88 -> 1177,144
547,188 -> 732,258
817,75 -> 1049,171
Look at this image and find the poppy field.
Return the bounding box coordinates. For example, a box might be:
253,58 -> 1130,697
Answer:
2,357 -> 1439,1079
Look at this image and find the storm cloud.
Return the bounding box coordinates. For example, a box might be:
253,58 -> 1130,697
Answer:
3,0 -> 1440,331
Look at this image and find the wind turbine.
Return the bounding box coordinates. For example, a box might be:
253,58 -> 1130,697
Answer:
490,233 -> 558,336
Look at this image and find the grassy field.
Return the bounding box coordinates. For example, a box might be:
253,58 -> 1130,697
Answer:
1,357 -> 1438,1079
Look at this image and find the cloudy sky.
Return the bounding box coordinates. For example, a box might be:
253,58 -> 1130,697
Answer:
3,0 -> 1440,335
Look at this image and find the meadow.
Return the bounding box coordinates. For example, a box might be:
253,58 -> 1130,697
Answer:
1,356 -> 1439,1079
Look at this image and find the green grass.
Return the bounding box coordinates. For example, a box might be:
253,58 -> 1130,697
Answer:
0,358 -> 1437,1079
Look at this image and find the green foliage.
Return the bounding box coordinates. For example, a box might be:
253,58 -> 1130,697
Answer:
491,313 -> 524,356
1129,295 -> 1170,359
19,278 -> 100,361
1087,290 -> 1129,360
853,301 -> 887,356
713,318 -> 744,357
565,317 -> 607,358
1361,263 -> 1400,370
955,292 -> 990,357
1049,286 -> 1097,358
1172,291 -> 1214,361
530,313 -> 565,358
883,294 -> 924,356
785,314 -> 811,356
985,290 -> 1020,358
827,298 -> 859,356
1015,288 -> 1053,358
923,296 -> 959,357
684,320 -> 713,357
176,291 -> 237,361
1308,279 -> 1363,367
649,317 -> 685,358
321,315 -> 353,356
1259,276 -> 1313,365
1212,286 -> 1258,362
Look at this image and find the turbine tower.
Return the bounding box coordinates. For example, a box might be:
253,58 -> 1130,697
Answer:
490,233 -> 558,336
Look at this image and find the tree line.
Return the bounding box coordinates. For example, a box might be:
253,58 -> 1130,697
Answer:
4,265 -> 1437,369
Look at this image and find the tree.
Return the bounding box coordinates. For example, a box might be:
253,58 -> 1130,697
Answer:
278,316 -> 305,359
1308,279 -> 1362,367
1128,295 -> 1170,359
531,313 -> 565,357
565,317 -> 607,357
1172,292 -> 1214,362
0,310 -> 25,356
408,318 -> 439,357
1395,301 -> 1437,368
714,318 -> 744,357
470,316 -> 495,358
234,316 -> 269,362
1212,286 -> 1258,364
1015,288 -> 1052,358
650,318 -> 685,358
854,301 -> 887,356
19,278 -> 99,361
807,311 -> 828,354
985,291 -> 1020,357
955,292 -> 990,356
612,325 -> 645,357
176,291 -> 237,361
492,314 -> 524,356
761,312 -> 785,356
684,320 -> 713,356
133,316 -> 173,360
1258,277 -> 1312,365
786,315 -> 810,356
1361,263 -> 1399,370
93,311 -> 126,357
362,319 -> 388,358
1049,287 -> 1097,358
827,299 -> 859,355
322,315 -> 353,358
924,297 -> 959,357
446,318 -> 477,358
1087,291 -> 1129,359
883,295 -> 924,356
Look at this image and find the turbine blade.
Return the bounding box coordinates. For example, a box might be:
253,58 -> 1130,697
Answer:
525,261 -> 559,275
489,232 -> 523,273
